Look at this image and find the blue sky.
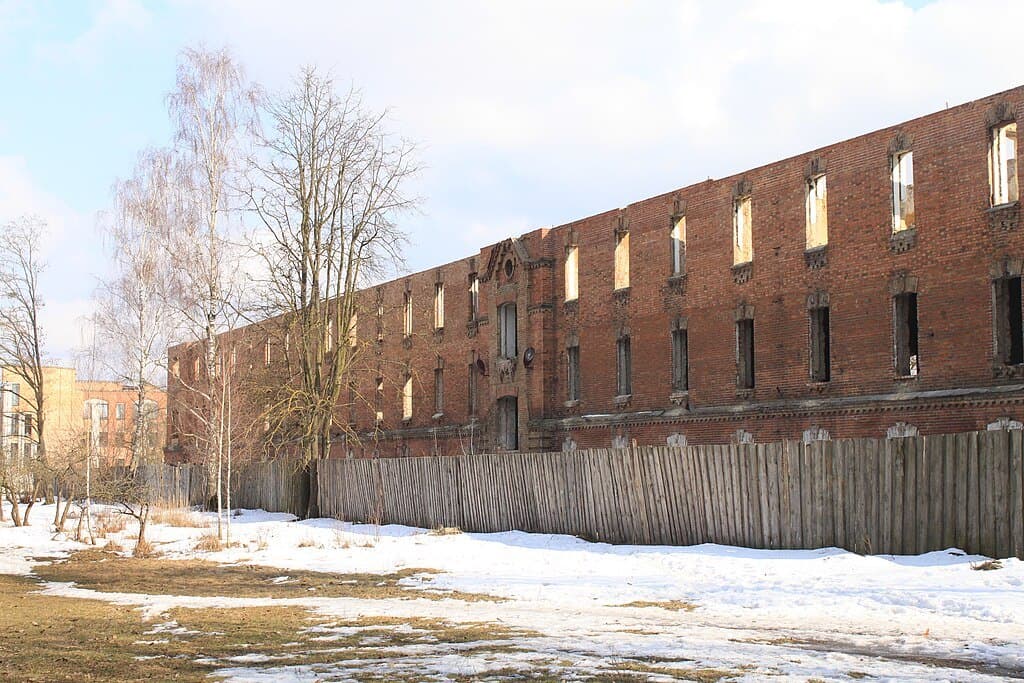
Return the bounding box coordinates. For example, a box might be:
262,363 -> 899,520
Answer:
0,0 -> 1020,364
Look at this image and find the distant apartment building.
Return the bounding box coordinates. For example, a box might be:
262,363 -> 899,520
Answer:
0,366 -> 166,467
168,85 -> 1024,459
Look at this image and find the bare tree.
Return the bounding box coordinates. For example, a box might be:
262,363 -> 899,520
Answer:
163,46 -> 258,537
247,68 -> 417,517
0,217 -> 48,526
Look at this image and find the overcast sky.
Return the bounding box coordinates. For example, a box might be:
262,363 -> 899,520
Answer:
1,0 -> 1021,366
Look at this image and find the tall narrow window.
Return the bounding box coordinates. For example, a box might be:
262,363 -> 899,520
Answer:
809,306 -> 831,382
990,122 -> 1018,206
805,175 -> 828,249
434,364 -> 444,415
671,327 -> 688,392
467,359 -> 478,416
733,195 -> 752,264
566,344 -> 580,402
670,215 -> 686,276
403,290 -> 413,337
498,303 -> 517,358
614,227 -> 630,290
402,374 -> 413,421
616,335 -> 632,396
264,338 -> 272,366
376,291 -> 385,342
347,312 -> 358,347
434,283 -> 445,330
468,274 -> 479,321
565,244 -> 579,301
891,151 -> 915,232
737,318 -> 755,389
375,376 -> 384,424
347,381 -> 357,425
894,292 -> 919,377
326,319 -> 334,352
995,276 -> 1024,365
497,396 -> 518,450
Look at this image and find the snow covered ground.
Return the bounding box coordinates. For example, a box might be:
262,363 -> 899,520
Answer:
3,501 -> 1024,681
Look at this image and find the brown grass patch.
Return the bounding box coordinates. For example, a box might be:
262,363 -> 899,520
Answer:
132,538 -> 157,558
971,559 -> 1003,571
93,510 -> 127,537
429,526 -> 463,536
33,550 -> 502,602
193,532 -> 223,553
149,507 -> 207,528
617,599 -> 698,612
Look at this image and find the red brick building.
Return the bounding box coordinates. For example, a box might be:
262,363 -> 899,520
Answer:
169,85 -> 1024,459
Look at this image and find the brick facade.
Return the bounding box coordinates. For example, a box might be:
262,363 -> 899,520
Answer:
168,85 -> 1024,460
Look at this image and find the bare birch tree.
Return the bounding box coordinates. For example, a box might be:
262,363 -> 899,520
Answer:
163,46 -> 258,537
247,68 -> 417,517
0,217 -> 48,526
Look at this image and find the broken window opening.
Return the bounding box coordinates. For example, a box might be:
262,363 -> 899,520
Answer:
565,244 -> 579,301
671,328 -> 689,392
614,229 -> 630,290
401,374 -> 413,421
468,274 -> 479,322
809,306 -> 831,382
403,290 -> 413,337
434,366 -> 444,414
616,335 -> 632,396
670,215 -> 686,276
434,283 -> 445,330
498,302 -> 517,359
990,122 -> 1019,206
805,175 -> 828,249
737,318 -> 755,389
894,292 -> 919,377
994,276 -> 1024,365
567,344 -> 580,402
468,360 -> 478,416
733,195 -> 753,265
264,338 -> 271,367
375,376 -> 384,424
891,151 -> 915,232
347,312 -> 358,348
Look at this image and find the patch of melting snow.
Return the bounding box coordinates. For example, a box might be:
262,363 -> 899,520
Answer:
269,576 -> 292,584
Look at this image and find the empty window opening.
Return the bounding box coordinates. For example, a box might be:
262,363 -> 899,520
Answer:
497,396 -> 518,450
990,122 -> 1018,206
347,312 -> 358,347
737,318 -> 755,389
403,291 -> 413,337
671,328 -> 689,392
434,283 -> 445,330
468,360 -> 478,416
468,274 -> 480,321
498,303 -> 517,358
670,215 -> 686,276
326,319 -> 334,352
565,245 -> 579,301
894,293 -> 919,377
995,276 -> 1024,365
733,195 -> 753,264
891,151 -> 915,232
567,344 -> 580,402
434,366 -> 444,414
614,229 -> 630,290
375,376 -> 384,424
809,306 -> 831,382
616,335 -> 632,396
805,175 -> 828,249
401,374 -> 413,421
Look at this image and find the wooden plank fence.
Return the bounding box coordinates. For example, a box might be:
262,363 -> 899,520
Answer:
316,431 -> 1024,559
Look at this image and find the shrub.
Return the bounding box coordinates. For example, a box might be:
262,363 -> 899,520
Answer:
194,533 -> 223,553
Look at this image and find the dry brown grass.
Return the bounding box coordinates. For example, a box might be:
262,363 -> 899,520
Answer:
429,526 -> 463,536
33,550 -> 502,603
149,507 -> 207,528
193,533 -> 223,553
93,510 -> 127,537
617,599 -> 698,612
971,559 -> 1003,571
133,539 -> 157,558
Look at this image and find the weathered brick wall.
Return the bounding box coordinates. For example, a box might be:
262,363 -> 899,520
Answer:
167,85 -> 1024,461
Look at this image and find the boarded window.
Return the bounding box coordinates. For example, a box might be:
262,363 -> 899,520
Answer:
671,328 -> 688,392
891,151 -> 915,232
565,245 -> 579,301
497,396 -> 518,450
670,216 -> 686,276
737,318 -> 755,389
434,283 -> 444,330
614,230 -> 630,290
994,276 -> 1024,365
567,344 -> 580,401
498,303 -> 517,358
894,293 -> 919,377
468,274 -> 479,321
990,122 -> 1019,206
733,195 -> 752,264
809,306 -> 831,382
616,335 -> 632,396
805,175 -> 828,249
403,291 -> 413,337
401,375 -> 413,421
